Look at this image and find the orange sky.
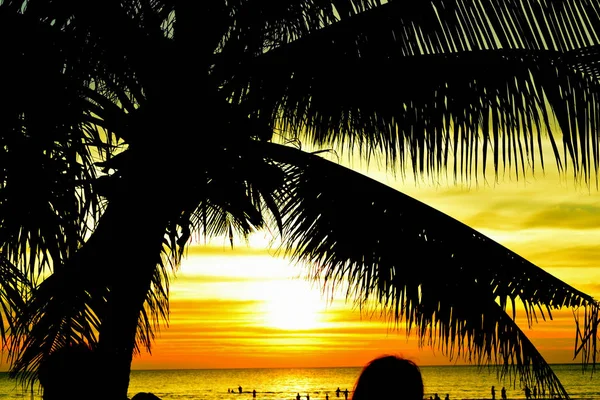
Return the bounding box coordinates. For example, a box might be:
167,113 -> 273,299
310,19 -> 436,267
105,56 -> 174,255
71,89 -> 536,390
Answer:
131,143 -> 600,370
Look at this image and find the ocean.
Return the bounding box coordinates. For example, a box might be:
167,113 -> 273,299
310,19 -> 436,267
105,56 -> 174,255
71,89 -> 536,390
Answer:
1,364 -> 599,400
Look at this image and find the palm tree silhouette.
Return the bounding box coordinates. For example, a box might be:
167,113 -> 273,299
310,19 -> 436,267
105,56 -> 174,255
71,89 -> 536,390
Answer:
2,1 -> 600,399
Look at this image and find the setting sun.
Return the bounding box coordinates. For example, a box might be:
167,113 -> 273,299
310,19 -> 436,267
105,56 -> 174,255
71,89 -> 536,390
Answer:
261,280 -> 328,331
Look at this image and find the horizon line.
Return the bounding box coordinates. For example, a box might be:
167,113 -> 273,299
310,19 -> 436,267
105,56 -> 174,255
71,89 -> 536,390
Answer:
128,362 -> 586,372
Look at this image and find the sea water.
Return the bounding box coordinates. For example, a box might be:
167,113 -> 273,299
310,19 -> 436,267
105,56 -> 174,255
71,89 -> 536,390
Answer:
0,364 -> 599,400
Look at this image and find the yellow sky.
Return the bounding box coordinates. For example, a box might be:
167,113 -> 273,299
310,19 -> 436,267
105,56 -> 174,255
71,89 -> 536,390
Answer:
132,142 -> 600,370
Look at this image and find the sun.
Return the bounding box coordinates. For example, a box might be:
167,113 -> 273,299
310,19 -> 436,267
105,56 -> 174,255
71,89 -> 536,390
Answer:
262,280 -> 327,331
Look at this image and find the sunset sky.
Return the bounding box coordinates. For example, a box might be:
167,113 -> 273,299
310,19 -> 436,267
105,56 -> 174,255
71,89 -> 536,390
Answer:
131,141 -> 600,371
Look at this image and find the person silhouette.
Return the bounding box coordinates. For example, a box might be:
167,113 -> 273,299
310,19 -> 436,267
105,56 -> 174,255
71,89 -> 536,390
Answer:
296,393 -> 301,400
326,394 -> 329,400
533,387 -> 537,399
491,386 -> 495,400
524,386 -> 531,400
253,390 -> 256,398
238,386 -> 243,394
434,394 -> 441,400
343,389 -> 348,400
351,355 -> 424,400
336,388 -> 340,398
501,387 -> 507,400
445,395 -> 450,400
307,394 -> 310,400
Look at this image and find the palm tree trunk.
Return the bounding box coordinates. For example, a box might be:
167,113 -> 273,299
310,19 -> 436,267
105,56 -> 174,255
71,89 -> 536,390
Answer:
79,5 -> 229,395
97,263 -> 160,399
78,180 -> 178,399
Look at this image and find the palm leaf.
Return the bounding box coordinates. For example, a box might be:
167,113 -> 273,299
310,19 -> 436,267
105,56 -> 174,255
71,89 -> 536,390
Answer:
225,0 -> 600,53
218,0 -> 600,181
0,5 -> 105,282
0,256 -> 31,341
216,0 -> 384,57
8,268 -> 106,387
259,141 -> 600,397
227,48 -> 600,181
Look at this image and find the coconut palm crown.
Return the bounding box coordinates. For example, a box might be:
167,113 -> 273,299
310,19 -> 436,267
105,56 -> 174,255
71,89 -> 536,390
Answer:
1,0 -> 600,399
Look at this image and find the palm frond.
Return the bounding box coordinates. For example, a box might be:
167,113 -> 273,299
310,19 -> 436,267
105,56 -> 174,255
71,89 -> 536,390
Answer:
217,0 -> 600,85
0,6 -> 106,281
0,255 -> 30,342
409,287 -> 572,398
259,141 -> 600,397
422,294 -> 572,398
254,0 -> 600,54
232,47 -> 600,180
8,269 -> 106,387
134,247 -> 171,355
216,0 -> 383,56
231,46 -> 600,180
219,1 -> 600,181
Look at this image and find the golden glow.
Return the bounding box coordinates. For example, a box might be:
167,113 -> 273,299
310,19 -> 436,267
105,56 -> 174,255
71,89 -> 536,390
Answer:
260,280 -> 327,331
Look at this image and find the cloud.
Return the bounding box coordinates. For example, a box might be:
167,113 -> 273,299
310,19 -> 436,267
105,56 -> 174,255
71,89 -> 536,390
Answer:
466,209 -> 527,230
460,200 -> 600,232
525,246 -> 600,268
522,203 -> 600,230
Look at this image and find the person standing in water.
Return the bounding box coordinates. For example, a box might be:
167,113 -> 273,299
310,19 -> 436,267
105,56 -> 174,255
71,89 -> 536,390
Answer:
491,386 -> 496,400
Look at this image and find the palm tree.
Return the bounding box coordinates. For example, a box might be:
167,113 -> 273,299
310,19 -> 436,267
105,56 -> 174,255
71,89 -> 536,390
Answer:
2,0 -> 600,399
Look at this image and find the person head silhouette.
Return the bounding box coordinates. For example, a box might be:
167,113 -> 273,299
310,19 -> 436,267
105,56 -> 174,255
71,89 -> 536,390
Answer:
352,355 -> 423,400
